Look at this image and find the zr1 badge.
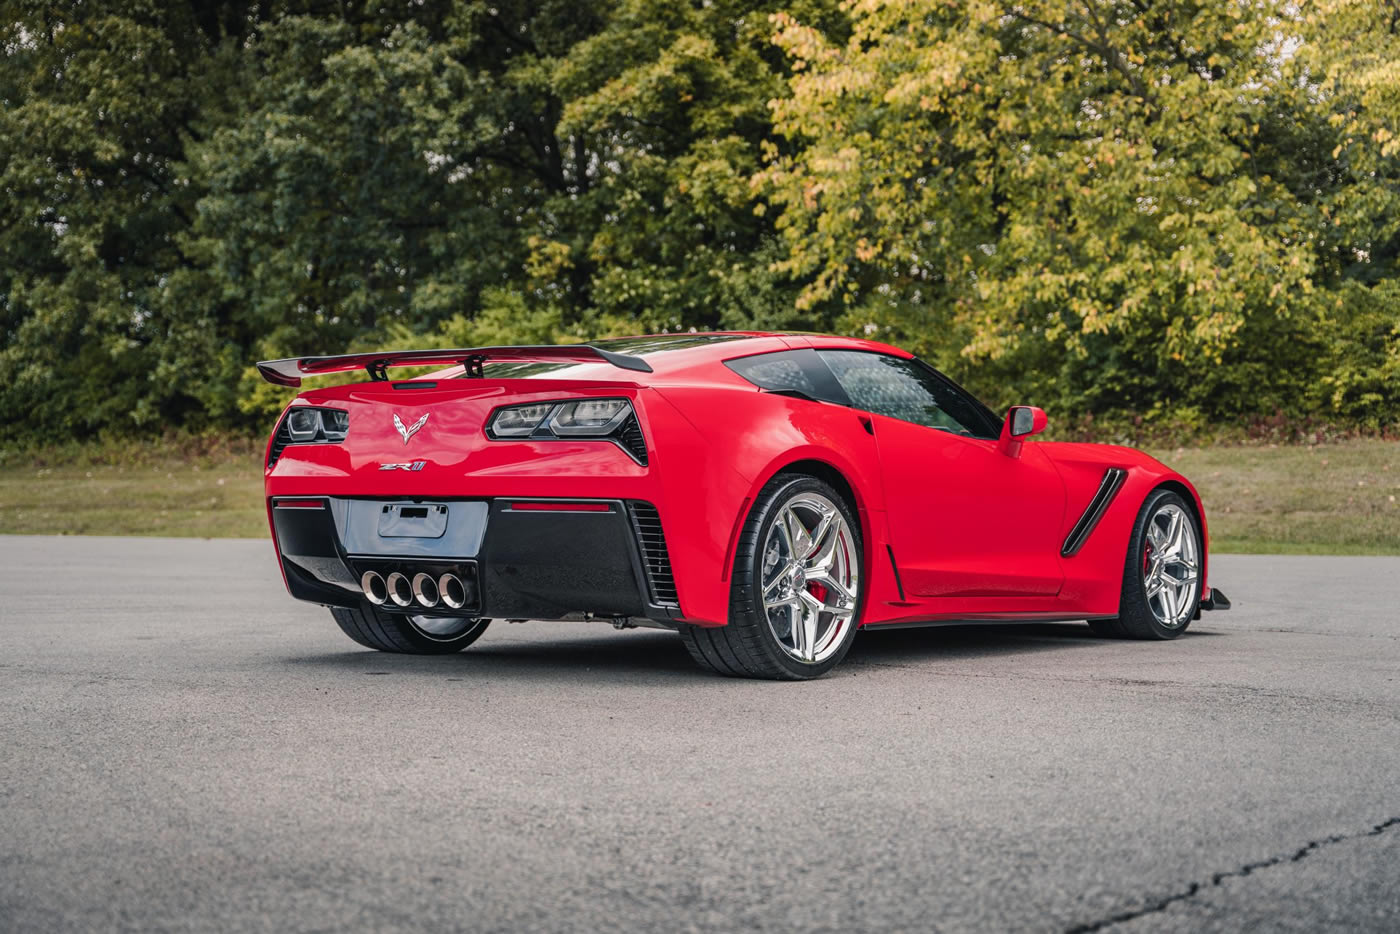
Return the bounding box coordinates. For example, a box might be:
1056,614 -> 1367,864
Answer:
379,461 -> 427,471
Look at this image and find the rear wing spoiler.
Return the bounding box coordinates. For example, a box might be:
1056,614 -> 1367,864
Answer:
255,344 -> 652,388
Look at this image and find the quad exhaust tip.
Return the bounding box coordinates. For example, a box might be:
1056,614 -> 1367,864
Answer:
385,572 -> 414,607
363,568 -> 468,611
412,573 -> 440,609
361,570 -> 388,606
439,573 -> 467,610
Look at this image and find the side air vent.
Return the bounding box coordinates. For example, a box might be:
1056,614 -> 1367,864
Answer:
1062,467 -> 1128,557
615,414 -> 648,465
627,501 -> 678,607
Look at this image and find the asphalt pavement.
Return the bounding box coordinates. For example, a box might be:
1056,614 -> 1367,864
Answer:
1,536 -> 1397,933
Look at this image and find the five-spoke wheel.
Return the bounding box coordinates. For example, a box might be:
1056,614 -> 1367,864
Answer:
1141,502 -> 1200,629
1092,488 -> 1203,640
680,473 -> 863,679
759,492 -> 860,664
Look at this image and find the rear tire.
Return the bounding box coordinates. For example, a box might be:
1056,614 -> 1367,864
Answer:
330,604 -> 491,654
680,473 -> 862,680
1090,488 -> 1202,640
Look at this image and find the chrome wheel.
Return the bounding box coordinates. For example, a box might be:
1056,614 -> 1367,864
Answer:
1142,504 -> 1199,628
759,492 -> 859,664
406,614 -> 481,642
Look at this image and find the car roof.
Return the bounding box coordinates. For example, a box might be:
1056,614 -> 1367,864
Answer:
588,331 -> 914,372
411,331 -> 914,383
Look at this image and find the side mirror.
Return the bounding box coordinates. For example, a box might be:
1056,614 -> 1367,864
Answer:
998,405 -> 1047,458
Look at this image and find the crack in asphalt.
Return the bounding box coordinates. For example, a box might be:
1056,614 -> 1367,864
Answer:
1064,815 -> 1400,933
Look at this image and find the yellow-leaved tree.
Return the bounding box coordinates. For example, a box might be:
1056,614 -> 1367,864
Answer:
756,0 -> 1400,425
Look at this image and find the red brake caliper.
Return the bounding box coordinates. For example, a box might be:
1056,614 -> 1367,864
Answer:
806,582 -> 829,603
1143,541 -> 1154,575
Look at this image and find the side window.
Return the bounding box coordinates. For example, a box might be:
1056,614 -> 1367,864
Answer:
725,349 -> 848,403
819,350 -> 992,438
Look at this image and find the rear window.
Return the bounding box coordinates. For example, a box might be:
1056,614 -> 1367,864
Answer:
726,351 -> 819,396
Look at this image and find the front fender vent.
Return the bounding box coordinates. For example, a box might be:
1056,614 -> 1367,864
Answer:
627,501 -> 678,607
1062,467 -> 1128,557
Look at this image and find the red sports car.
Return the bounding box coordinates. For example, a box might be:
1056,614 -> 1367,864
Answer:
259,332 -> 1229,679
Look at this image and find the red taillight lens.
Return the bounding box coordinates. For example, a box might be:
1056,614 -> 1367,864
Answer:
507,501 -> 612,512
274,498 -> 326,510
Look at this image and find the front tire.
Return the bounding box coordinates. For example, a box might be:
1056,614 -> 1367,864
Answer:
1090,489 -> 1203,640
330,605 -> 491,654
680,474 -> 862,680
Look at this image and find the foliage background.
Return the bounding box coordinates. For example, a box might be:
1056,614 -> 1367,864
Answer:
2,0 -> 1397,442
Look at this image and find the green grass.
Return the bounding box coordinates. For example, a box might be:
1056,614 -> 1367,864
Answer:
0,437 -> 268,538
0,436 -> 1396,554
1148,440 -> 1399,555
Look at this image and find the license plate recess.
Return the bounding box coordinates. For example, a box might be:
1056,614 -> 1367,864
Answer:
378,503 -> 449,539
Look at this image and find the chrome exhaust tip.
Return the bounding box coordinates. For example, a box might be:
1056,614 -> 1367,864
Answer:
361,570 -> 388,606
386,572 -> 414,607
412,572 -> 440,609
438,573 -> 467,610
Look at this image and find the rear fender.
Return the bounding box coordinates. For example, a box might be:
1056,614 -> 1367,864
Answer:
655,385 -> 894,624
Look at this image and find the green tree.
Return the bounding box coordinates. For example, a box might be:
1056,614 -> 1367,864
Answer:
2,0 -> 839,440
1294,1 -> 1400,419
0,3 -> 226,434
2,0 -> 1396,443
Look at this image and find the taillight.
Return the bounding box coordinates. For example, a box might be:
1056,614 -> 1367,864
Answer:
547,399 -> 630,435
486,398 -> 646,464
268,406 -> 350,467
487,402 -> 555,437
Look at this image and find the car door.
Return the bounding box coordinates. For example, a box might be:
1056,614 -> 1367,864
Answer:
816,350 -> 1066,598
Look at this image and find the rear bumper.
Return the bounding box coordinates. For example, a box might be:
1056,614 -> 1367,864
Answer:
270,496 -> 682,623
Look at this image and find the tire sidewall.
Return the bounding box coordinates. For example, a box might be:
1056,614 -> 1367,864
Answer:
739,475 -> 864,678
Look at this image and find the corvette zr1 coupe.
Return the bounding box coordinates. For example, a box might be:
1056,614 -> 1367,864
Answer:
259,332 -> 1229,680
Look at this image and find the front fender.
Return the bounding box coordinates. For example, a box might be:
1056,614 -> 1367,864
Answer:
1040,442 -> 1213,614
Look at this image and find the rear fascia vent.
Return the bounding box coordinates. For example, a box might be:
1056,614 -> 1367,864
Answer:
627,501 -> 678,607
